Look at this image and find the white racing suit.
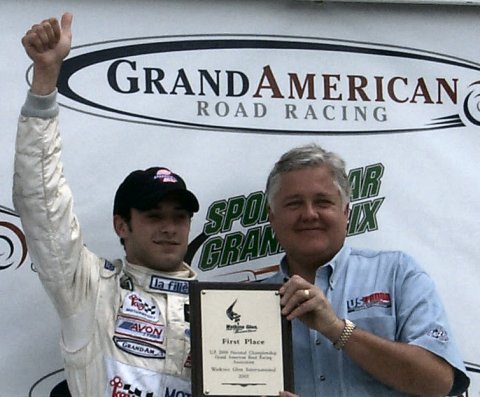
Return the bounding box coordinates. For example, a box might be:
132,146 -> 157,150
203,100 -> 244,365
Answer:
13,90 -> 195,397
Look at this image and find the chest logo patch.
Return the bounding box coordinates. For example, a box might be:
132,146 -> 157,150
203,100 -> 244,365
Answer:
115,315 -> 165,343
113,336 -> 166,359
347,291 -> 391,313
149,275 -> 189,295
120,292 -> 160,322
109,376 -> 155,397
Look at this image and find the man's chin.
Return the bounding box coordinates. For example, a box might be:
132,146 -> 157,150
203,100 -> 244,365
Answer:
147,256 -> 184,272
289,244 -> 331,260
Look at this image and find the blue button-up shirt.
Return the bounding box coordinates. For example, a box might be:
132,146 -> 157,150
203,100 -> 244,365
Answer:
264,245 -> 469,396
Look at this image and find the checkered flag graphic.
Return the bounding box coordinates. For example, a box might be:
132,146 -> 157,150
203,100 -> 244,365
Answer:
123,383 -> 154,397
142,302 -> 156,316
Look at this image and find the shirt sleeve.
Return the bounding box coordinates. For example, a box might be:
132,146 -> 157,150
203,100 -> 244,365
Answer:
13,90 -> 101,327
21,89 -> 59,118
395,252 -> 470,395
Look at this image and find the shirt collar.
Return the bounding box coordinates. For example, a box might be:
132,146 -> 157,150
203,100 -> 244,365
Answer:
279,245 -> 351,289
324,245 -> 351,290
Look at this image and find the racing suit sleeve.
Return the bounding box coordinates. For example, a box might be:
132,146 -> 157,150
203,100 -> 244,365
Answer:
13,89 -> 100,351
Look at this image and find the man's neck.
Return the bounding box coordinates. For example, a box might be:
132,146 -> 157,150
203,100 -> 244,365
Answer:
286,252 -> 337,283
286,259 -> 322,283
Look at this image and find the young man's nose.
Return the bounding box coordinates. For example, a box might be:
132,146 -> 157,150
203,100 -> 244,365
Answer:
159,216 -> 177,234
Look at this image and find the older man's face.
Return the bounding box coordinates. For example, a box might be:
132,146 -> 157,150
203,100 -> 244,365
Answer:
268,165 -> 349,267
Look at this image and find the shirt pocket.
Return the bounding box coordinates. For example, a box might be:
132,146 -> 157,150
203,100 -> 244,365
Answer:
349,310 -> 397,340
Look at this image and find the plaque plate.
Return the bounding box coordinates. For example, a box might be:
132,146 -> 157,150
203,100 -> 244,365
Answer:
190,281 -> 293,396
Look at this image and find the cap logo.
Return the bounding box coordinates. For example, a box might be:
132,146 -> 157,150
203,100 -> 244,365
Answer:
154,169 -> 177,183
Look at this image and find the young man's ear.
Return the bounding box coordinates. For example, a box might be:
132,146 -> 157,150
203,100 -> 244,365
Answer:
113,214 -> 128,238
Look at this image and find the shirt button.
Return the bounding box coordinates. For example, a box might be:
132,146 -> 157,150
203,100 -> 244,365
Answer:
320,375 -> 326,381
315,339 -> 321,345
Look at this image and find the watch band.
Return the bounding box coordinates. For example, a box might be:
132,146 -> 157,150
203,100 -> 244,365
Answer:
333,319 -> 356,350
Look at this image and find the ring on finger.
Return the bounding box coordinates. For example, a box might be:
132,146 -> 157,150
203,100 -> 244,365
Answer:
303,289 -> 310,298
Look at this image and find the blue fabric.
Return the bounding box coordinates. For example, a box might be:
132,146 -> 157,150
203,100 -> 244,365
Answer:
264,245 -> 469,396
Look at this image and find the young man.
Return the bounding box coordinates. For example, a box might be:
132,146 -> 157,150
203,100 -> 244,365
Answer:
264,144 -> 470,397
14,13 -> 197,397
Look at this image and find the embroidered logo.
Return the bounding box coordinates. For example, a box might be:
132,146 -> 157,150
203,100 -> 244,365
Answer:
149,275 -> 189,295
113,336 -> 166,359
104,260 -> 115,271
120,275 -> 134,291
154,169 -> 177,183
109,376 -> 154,397
347,291 -> 392,313
427,327 -> 449,342
115,315 -> 165,343
121,292 -> 160,321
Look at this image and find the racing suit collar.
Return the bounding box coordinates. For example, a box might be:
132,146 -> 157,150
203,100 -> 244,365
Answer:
122,259 -> 197,294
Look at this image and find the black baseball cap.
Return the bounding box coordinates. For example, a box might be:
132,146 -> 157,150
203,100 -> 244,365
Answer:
113,167 -> 199,216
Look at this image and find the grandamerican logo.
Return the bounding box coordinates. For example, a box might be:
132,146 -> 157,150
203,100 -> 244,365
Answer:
41,35 -> 480,134
113,336 -> 166,359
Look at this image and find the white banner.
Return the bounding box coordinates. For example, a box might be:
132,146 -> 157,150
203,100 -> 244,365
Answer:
1,1 -> 479,395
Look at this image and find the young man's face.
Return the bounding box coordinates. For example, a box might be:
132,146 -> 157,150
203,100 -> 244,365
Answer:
115,197 -> 192,272
268,165 -> 349,268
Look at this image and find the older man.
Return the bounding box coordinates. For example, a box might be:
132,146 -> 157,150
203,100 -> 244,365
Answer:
264,144 -> 469,397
